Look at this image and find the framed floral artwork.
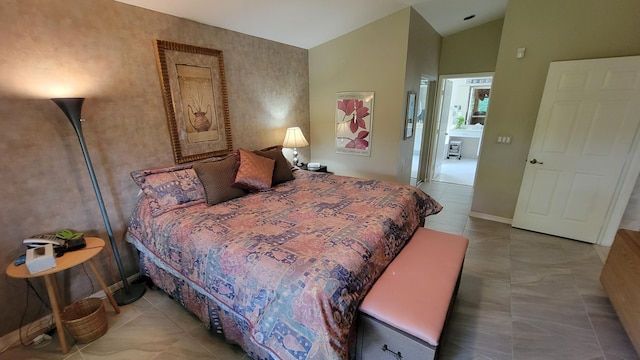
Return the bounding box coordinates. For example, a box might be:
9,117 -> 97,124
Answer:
335,91 -> 374,156
404,91 -> 416,139
155,40 -> 233,164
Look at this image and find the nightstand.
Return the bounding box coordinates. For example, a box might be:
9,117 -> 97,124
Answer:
299,164 -> 328,172
6,237 -> 120,353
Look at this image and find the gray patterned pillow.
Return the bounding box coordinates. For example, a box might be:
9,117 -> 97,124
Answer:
193,154 -> 247,205
130,163 -> 205,217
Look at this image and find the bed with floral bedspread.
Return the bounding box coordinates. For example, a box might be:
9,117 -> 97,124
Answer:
126,165 -> 441,360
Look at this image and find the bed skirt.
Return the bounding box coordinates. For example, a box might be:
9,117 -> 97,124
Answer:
135,241 -> 276,359
133,234 -> 361,359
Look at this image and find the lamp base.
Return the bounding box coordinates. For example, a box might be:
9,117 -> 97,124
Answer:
112,282 -> 146,306
293,148 -> 299,166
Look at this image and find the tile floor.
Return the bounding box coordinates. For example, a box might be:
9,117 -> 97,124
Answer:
2,181 -> 637,360
422,181 -> 637,360
431,158 -> 478,187
411,156 -> 478,187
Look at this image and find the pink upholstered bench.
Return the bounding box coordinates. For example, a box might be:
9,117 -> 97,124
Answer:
357,227 -> 469,360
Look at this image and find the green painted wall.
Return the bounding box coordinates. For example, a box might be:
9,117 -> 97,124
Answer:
309,8 -> 441,182
439,18 -> 503,75
472,0 -> 640,219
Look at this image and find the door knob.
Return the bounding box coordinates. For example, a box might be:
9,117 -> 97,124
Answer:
529,159 -> 543,164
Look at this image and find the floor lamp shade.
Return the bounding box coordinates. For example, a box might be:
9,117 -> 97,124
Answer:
51,98 -> 145,305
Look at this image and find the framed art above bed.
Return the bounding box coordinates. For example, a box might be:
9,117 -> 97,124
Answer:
154,39 -> 233,164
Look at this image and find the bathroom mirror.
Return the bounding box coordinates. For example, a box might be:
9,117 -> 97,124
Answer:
468,88 -> 490,125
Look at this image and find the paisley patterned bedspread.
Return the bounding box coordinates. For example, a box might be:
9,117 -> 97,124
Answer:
127,171 -> 442,359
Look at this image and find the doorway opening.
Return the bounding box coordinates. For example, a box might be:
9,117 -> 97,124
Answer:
428,73 -> 493,187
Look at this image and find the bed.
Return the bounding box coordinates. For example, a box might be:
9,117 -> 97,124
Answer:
126,148 -> 442,359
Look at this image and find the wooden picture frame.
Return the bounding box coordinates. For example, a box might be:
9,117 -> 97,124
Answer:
155,40 -> 233,164
404,91 -> 416,139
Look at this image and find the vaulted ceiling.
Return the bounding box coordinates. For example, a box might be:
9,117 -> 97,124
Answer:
115,0 -> 507,49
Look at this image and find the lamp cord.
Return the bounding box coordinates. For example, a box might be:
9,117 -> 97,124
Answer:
17,280 -> 51,347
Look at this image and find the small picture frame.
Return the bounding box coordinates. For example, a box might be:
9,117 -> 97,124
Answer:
404,91 -> 416,139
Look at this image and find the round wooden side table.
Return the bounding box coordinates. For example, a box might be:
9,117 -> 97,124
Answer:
6,237 -> 121,354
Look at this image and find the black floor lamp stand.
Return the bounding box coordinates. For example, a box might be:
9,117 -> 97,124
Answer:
52,98 -> 145,305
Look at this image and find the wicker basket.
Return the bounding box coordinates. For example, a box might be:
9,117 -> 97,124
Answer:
61,298 -> 107,343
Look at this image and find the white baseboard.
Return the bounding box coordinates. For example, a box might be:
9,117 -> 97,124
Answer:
93,273 -> 142,299
0,272 -> 140,354
0,314 -> 54,353
469,211 -> 512,224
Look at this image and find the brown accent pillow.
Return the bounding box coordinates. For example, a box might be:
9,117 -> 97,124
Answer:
232,148 -> 276,191
193,154 -> 246,206
254,145 -> 295,185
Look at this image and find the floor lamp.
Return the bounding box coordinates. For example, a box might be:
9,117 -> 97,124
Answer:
51,98 -> 146,305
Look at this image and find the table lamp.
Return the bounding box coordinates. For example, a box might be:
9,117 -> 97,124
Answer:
282,127 -> 309,166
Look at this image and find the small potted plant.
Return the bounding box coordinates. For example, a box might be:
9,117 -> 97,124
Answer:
454,116 -> 465,129
56,229 -> 86,252
56,229 -> 84,241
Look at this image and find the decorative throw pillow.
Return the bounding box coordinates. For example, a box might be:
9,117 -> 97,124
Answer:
232,148 -> 276,191
193,154 -> 246,206
254,145 -> 295,185
130,163 -> 205,217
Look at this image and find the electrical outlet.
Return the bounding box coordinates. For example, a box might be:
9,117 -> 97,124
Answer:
32,334 -> 50,345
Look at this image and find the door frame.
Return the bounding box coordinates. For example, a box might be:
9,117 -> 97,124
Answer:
414,76 -> 437,184
428,72 -> 494,183
429,79 -> 453,182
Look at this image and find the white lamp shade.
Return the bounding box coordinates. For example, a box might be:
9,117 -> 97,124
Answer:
282,127 -> 309,148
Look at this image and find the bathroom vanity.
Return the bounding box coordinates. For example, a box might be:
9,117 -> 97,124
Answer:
448,127 -> 483,158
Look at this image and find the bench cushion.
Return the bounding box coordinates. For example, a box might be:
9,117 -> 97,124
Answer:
359,227 -> 469,346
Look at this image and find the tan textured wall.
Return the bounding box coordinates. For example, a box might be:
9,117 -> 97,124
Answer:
439,18 -> 503,75
472,0 -> 640,219
0,0 -> 309,336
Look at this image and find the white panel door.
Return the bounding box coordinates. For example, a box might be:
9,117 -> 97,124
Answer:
431,80 -> 453,181
513,56 -> 640,243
